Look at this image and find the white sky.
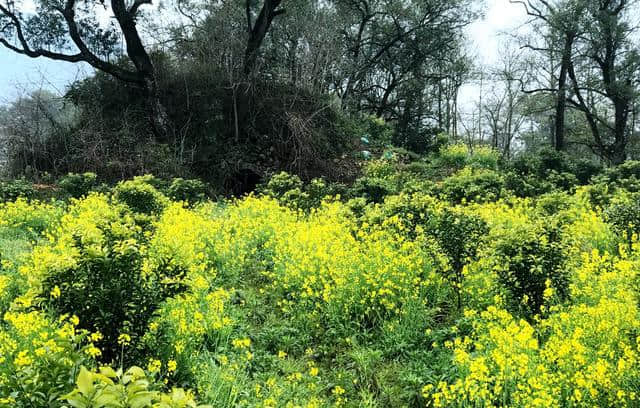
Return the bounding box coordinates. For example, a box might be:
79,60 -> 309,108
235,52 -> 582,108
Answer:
0,0 -> 527,104
458,0 -> 527,109
468,0 -> 526,63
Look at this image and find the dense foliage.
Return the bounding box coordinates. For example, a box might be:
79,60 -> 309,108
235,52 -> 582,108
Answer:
0,146 -> 638,407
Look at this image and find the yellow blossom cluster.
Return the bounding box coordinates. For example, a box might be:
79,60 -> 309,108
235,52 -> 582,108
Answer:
425,249 -> 640,407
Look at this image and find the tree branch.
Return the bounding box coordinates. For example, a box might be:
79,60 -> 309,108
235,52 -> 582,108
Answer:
0,3 -> 85,61
128,0 -> 152,17
60,0 -> 141,83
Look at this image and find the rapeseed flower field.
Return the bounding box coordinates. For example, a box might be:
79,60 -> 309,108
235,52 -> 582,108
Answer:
0,165 -> 639,407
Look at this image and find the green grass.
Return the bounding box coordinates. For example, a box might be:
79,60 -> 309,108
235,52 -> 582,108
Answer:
0,227 -> 34,263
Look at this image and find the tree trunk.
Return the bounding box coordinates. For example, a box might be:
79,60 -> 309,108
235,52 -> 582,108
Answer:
554,34 -> 573,151
111,0 -> 170,140
610,142 -> 626,165
144,77 -> 171,141
610,99 -> 629,165
244,0 -> 284,76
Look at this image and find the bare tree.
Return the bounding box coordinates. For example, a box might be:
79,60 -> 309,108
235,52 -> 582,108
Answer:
484,45 -> 529,158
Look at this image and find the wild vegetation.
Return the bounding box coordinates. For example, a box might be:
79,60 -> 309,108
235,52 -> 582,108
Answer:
0,146 -> 637,407
2,0 -> 640,406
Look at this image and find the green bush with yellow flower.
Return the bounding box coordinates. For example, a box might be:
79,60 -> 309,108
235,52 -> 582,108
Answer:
0,158 -> 639,407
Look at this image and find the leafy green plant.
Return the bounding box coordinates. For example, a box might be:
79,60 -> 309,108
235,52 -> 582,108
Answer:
32,195 -> 185,363
357,114 -> 394,147
258,172 -> 304,198
0,198 -> 63,237
58,172 -> 99,198
168,178 -> 208,203
535,191 -> 574,215
0,178 -> 36,202
503,171 -> 552,198
114,175 -> 169,214
431,209 -> 488,309
362,192 -> 440,239
492,219 -> 569,318
63,366 -> 209,408
603,191 -> 640,250
0,311 -> 92,407
571,159 -> 603,185
604,160 -> 640,182
349,160 -> 403,203
546,170 -> 579,192
438,144 -> 469,171
578,182 -> 612,208
258,172 -> 344,210
439,168 -> 505,204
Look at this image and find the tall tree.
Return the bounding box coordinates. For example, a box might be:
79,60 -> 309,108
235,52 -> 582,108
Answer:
332,0 -> 479,151
510,0 -> 588,151
567,0 -> 640,164
484,45 -> 528,158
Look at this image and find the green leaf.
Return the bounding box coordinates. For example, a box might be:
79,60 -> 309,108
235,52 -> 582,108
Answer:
99,366 -> 119,378
93,390 -> 124,407
76,366 -> 94,396
64,394 -> 90,408
124,366 -> 145,381
128,391 -> 156,408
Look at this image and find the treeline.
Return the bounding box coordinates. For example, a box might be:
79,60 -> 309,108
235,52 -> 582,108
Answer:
455,0 -> 640,164
1,0 -> 640,192
0,0 -> 477,192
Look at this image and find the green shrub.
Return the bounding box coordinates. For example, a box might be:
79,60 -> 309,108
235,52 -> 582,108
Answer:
572,159 -> 603,185
0,198 -> 63,237
581,161 -> 640,195
468,146 -> 500,170
362,192 -> 440,239
58,172 -> 99,198
546,170 -> 579,192
168,178 -> 208,203
305,178 -> 346,206
603,191 -> 640,250
350,159 -> 434,202
258,172 -> 311,210
345,197 -> 369,219
492,219 -> 570,318
594,162 -> 640,193
403,161 -> 434,178
509,148 -> 571,178
535,191 -> 574,215
503,171 -> 554,198
431,209 -> 488,308
439,168 -> 505,204
438,144 -> 469,171
31,195 -> 186,363
509,153 -> 541,177
537,147 -> 569,174
259,172 -> 346,210
606,160 -> 640,181
0,178 -> 36,202
350,176 -> 395,203
358,114 -> 394,147
258,172 -> 304,198
578,182 -> 612,208
63,366 -> 208,408
113,175 -> 169,214
437,144 -> 499,173
0,311 -> 92,407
